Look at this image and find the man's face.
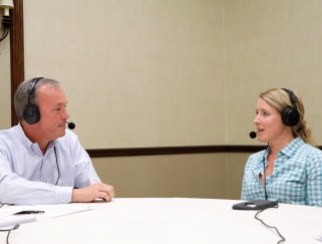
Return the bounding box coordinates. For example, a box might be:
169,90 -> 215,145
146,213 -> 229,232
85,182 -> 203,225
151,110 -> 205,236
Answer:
36,84 -> 70,141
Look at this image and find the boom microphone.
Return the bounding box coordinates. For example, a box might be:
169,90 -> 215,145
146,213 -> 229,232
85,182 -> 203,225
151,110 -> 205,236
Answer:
66,121 -> 76,130
249,131 -> 257,139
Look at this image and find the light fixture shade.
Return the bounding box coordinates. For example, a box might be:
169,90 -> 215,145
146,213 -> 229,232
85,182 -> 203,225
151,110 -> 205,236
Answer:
0,0 -> 14,8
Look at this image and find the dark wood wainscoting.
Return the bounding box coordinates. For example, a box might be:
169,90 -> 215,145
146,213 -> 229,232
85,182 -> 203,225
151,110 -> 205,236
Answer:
86,145 -> 267,157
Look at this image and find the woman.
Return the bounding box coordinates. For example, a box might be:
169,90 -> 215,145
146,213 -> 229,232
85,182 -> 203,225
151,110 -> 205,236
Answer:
241,88 -> 322,206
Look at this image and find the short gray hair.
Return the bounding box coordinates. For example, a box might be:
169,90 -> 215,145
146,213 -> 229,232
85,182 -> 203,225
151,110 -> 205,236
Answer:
14,78 -> 61,121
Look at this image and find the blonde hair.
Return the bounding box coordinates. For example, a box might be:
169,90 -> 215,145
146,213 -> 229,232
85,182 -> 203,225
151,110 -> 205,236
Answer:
260,88 -> 316,146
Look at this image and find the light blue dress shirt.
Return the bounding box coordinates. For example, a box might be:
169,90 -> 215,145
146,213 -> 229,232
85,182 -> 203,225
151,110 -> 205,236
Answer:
0,124 -> 101,205
241,137 -> 322,206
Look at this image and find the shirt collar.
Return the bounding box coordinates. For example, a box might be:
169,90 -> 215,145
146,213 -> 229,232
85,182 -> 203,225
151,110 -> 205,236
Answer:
14,123 -> 57,155
279,137 -> 304,157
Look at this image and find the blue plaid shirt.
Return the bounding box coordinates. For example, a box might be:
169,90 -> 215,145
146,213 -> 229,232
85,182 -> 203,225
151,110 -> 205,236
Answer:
241,138 -> 322,206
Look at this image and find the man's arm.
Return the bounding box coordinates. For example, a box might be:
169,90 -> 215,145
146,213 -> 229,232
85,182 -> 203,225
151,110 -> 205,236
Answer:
62,131 -> 115,203
0,170 -> 73,205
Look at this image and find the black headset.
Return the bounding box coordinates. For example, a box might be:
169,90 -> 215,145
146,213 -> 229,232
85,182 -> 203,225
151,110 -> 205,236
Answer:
23,77 -> 44,124
281,88 -> 300,127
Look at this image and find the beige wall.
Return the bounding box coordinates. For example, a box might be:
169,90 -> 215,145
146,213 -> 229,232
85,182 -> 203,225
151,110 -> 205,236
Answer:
23,0 -> 226,149
92,152 -> 250,200
1,1 -> 322,199
22,0 -> 322,148
225,1 -> 322,145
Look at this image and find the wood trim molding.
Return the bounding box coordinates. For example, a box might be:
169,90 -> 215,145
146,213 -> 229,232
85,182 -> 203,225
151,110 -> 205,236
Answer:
86,145 -> 267,157
86,145 -> 322,157
10,0 -> 24,126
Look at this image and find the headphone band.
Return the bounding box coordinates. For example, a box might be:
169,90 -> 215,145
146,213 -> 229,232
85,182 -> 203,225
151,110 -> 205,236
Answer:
27,77 -> 43,96
281,88 -> 300,127
282,88 -> 297,106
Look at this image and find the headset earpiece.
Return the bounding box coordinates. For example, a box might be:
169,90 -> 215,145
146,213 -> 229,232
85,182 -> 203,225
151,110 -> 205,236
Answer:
281,88 -> 300,127
23,77 -> 43,124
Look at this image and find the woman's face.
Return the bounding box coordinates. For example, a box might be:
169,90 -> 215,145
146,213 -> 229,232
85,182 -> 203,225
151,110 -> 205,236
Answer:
253,98 -> 289,144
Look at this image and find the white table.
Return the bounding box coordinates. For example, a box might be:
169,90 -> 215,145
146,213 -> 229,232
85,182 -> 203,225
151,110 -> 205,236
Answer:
1,198 -> 322,243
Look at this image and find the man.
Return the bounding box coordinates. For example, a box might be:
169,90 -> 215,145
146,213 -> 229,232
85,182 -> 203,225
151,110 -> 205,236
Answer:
0,77 -> 114,205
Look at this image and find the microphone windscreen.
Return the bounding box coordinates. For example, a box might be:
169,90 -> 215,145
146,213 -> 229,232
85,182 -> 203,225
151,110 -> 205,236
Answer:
68,122 -> 76,130
249,131 -> 257,139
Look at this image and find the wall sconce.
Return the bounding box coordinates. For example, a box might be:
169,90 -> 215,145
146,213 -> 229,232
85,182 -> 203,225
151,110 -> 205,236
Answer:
0,0 -> 14,42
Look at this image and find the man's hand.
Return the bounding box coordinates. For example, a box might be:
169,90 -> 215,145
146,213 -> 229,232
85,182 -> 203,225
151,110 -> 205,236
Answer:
72,183 -> 115,203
